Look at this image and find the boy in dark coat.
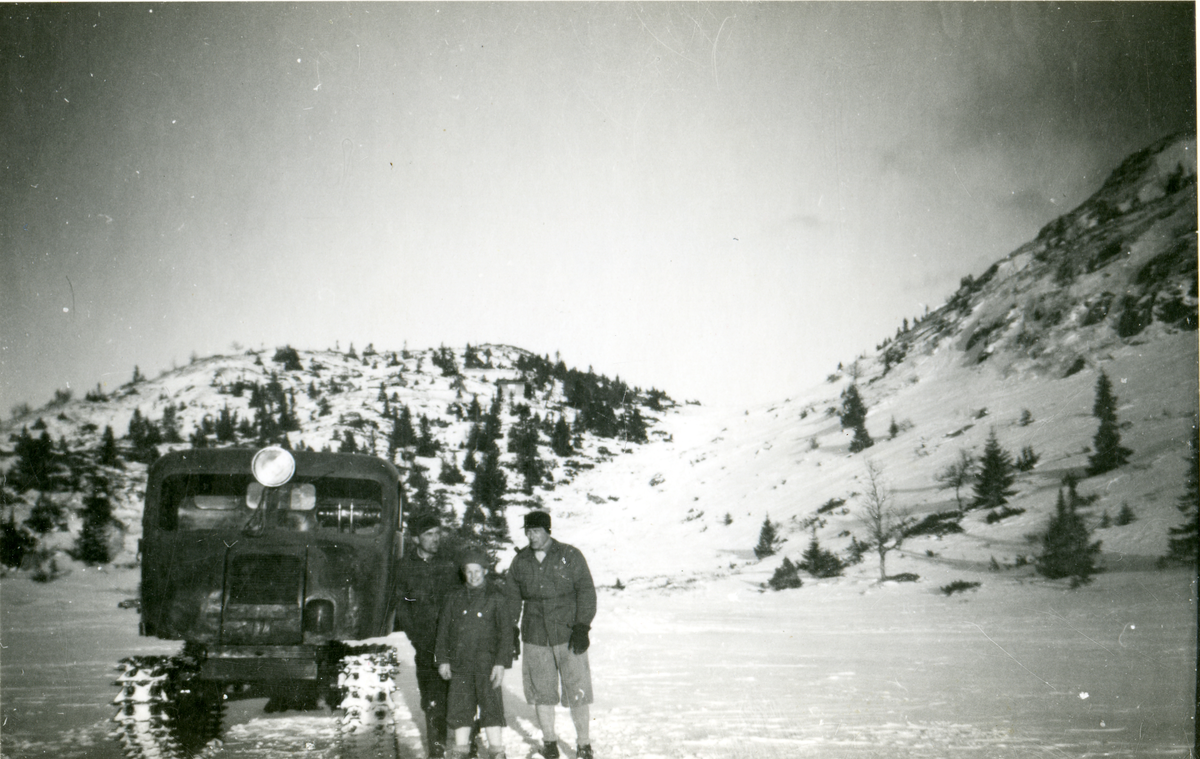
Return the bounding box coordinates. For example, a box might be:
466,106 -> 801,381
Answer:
436,549 -> 513,759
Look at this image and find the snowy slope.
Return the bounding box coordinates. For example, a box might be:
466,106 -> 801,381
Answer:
1,134 -> 1196,759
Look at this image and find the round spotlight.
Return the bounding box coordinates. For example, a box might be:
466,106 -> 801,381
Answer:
252,446 -> 295,487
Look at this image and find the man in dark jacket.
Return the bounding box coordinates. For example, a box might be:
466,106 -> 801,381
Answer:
504,511 -> 597,759
395,514 -> 462,758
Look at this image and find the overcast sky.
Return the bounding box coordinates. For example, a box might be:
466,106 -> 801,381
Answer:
2,3 -> 1195,413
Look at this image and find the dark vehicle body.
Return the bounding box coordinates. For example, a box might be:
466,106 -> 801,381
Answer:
139,448 -> 404,691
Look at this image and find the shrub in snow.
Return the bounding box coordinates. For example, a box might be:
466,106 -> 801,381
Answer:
766,558 -> 803,591
1115,503 -> 1136,526
985,506 -> 1026,524
886,573 -> 920,583
941,580 -> 980,596
816,497 -> 845,515
904,511 -> 964,538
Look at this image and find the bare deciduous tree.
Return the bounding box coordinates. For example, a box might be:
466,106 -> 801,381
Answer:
857,460 -> 914,582
934,448 -> 976,512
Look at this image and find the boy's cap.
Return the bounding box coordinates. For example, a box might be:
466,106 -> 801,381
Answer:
409,514 -> 441,537
523,510 -> 551,532
459,548 -> 491,569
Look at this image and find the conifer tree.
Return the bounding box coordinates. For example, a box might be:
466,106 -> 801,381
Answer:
160,405 -> 183,443
25,492 -> 66,534
9,427 -> 61,491
507,415 -> 545,493
471,443 -> 507,515
1036,488 -> 1102,586
799,532 -> 845,578
1166,419 -> 1199,566
74,474 -> 116,564
972,429 -> 1016,510
1,509 -> 36,568
839,384 -> 873,452
415,416 -> 441,457
391,405 -> 418,452
338,431 -> 359,453
623,406 -> 649,444
407,463 -> 432,515
98,425 -> 122,467
754,515 -> 781,559
438,455 -> 466,485
551,415 -> 574,457
215,405 -> 237,443
1087,370 -> 1133,476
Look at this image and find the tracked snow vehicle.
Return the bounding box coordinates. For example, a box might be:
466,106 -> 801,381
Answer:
113,446 -> 408,756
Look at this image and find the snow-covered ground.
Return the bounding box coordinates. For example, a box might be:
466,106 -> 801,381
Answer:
2,557 -> 1195,759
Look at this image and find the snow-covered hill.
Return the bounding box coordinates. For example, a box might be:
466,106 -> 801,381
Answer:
1,134 -> 1196,759
1,134 -> 1196,591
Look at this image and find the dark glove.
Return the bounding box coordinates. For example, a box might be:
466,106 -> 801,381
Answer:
568,624 -> 590,654
513,626 -> 522,659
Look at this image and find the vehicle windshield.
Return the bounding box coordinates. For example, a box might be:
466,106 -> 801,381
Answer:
159,473 -> 385,534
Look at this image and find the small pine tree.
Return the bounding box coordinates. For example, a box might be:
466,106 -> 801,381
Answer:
415,416 -> 441,457
408,464 -> 432,515
24,492 -> 66,534
1087,370 -> 1133,476
972,430 -> 1016,510
840,384 -> 873,452
1015,445 -> 1040,472
550,415 -> 574,457
160,405 -> 183,443
798,533 -> 845,578
74,475 -> 116,564
438,456 -> 466,485
9,427 -> 61,492
1166,419 -> 1199,566
623,407 -> 649,444
1036,489 -> 1102,586
338,431 -> 359,454
754,515 -> 781,560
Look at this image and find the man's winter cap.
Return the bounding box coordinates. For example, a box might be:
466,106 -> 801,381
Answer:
409,514 -> 441,537
459,547 -> 491,570
523,510 -> 552,532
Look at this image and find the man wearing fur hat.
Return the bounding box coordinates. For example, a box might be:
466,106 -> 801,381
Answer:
396,514 -> 462,758
504,510 -> 597,759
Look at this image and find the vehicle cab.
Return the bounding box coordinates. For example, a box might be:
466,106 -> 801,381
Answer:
139,447 -> 404,685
